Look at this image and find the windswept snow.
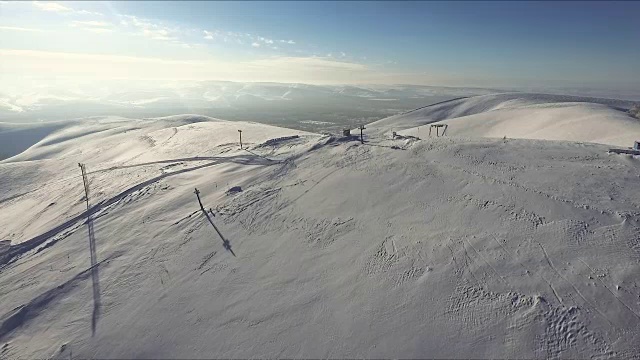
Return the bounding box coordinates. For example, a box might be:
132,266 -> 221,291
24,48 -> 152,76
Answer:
1,95 -> 640,358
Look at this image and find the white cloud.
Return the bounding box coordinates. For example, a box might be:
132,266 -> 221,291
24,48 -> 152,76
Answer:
203,29 -> 257,44
71,21 -> 110,27
32,1 -> 71,12
258,36 -> 274,44
203,30 -> 216,40
32,1 -> 102,15
143,29 -> 176,41
0,26 -> 45,32
70,20 -> 113,33
124,15 -> 179,41
75,9 -> 103,16
199,29 -> 295,50
250,56 -> 367,72
85,27 -> 113,33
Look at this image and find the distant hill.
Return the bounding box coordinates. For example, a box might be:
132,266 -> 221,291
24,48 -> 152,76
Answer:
368,92 -> 640,147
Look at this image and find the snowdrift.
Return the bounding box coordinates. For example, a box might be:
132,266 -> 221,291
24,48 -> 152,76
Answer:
368,93 -> 640,147
1,107 -> 640,358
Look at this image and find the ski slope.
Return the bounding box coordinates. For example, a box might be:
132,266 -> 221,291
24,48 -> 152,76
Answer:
1,99 -> 640,358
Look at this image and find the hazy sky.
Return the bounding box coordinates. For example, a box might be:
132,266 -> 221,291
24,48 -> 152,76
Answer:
1,1 -> 639,89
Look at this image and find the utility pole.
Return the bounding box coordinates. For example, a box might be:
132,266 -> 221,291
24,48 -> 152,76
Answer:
238,129 -> 243,149
194,188 -> 204,210
359,125 -> 366,144
78,163 -> 90,212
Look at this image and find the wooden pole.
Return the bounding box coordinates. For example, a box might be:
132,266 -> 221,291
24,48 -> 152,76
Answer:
238,129 -> 243,149
78,163 -> 90,211
359,125 -> 366,144
194,188 -> 203,209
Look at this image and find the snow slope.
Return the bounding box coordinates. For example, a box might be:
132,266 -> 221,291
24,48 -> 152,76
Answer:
368,93 -> 640,147
0,121 -> 71,160
0,116 -> 313,245
1,111 -> 640,358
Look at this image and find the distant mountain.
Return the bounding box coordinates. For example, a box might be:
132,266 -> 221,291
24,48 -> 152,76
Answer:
0,81 -> 501,131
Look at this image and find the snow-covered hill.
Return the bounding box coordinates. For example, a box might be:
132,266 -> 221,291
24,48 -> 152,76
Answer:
368,93 -> 640,147
1,102 -> 640,358
0,121 -> 73,160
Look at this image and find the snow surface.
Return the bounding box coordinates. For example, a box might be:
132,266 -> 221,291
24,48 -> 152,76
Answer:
2,94 -> 640,358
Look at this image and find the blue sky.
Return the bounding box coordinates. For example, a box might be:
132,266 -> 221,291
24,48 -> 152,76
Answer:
1,1 -> 639,88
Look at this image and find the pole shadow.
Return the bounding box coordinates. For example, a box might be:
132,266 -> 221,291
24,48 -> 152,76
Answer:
243,148 -> 277,163
194,189 -> 236,257
79,163 -> 100,336
87,213 -> 101,336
